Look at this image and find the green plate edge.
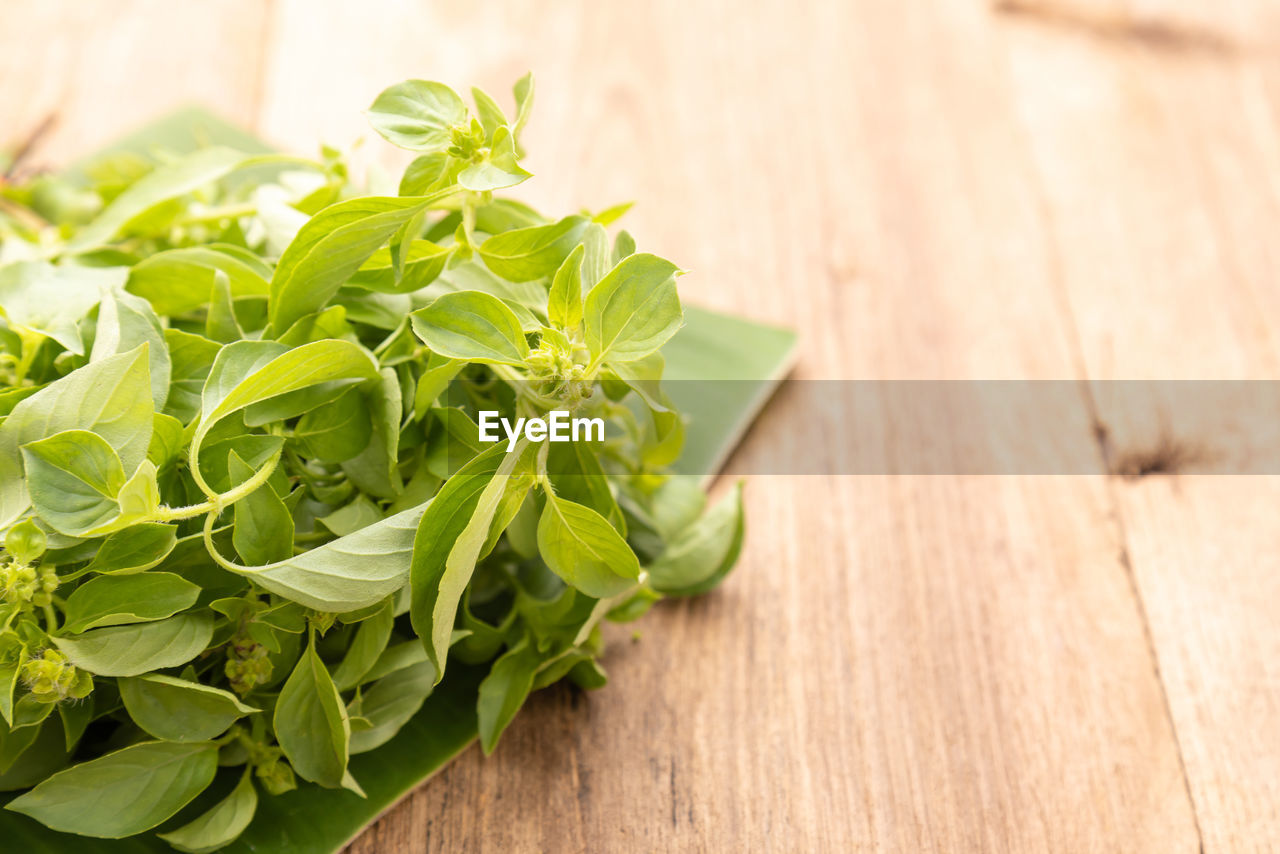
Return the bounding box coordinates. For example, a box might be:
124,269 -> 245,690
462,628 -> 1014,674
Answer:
0,108 -> 797,854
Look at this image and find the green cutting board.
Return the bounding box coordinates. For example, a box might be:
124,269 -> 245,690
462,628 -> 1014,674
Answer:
0,109 -> 797,853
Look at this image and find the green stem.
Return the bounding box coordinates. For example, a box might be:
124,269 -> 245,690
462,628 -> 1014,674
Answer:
41,601 -> 57,632
156,451 -> 282,521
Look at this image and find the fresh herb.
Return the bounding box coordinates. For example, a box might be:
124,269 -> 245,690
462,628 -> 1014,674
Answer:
0,75 -> 745,848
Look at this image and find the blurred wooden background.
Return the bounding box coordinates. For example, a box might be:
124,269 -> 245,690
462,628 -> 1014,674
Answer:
4,0 -> 1280,851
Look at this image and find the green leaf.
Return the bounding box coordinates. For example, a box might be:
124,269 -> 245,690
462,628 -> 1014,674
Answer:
4,518 -> 47,565
164,328 -> 221,423
546,440 -> 625,533
0,261 -> 119,354
205,270 -> 245,343
21,429 -> 126,537
5,740 -> 217,837
410,290 -> 530,365
537,492 -> 639,598
399,152 -> 463,196
347,659 -> 435,754
61,571 -> 200,633
127,245 -> 271,316
82,522 -> 177,574
229,450 -> 294,565
340,369 -> 403,500
367,80 -> 467,151
148,412 -> 186,468
192,339 -> 377,490
51,612 -> 213,677
275,637 -> 349,788
410,445 -> 511,678
591,201 -> 634,227
269,195 -> 447,333
583,253 -> 682,363
547,243 -> 585,331
0,635 -> 25,727
649,482 -> 745,596
90,289 -> 171,410
580,222 -> 611,290
332,601 -> 394,691
348,240 -> 452,294
67,147 -> 248,253
0,345 -> 153,529
219,504 -> 424,611
458,127 -> 532,192
57,697 -> 94,752
294,386 -> 372,462
119,675 -> 257,742
470,86 -> 507,139
477,636 -> 540,754
317,495 -> 384,538
477,215 -> 589,282
512,72 -> 535,152
412,356 -> 463,421
156,768 -> 258,854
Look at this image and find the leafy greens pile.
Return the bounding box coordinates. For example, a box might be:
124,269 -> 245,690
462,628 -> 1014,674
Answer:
0,76 -> 744,850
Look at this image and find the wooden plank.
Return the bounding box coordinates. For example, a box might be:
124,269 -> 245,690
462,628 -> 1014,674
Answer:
256,1 -> 1198,851
0,1 -> 269,168
997,6 -> 1280,849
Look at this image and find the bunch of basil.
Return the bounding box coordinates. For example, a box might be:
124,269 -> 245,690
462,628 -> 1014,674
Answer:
0,76 -> 743,850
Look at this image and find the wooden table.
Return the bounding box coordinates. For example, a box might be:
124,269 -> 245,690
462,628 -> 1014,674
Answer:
4,1 -> 1278,850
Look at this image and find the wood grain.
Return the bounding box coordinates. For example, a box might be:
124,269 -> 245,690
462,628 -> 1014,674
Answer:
259,1 -> 1197,850
5,0 -> 1278,850
998,6 -> 1280,848
0,0 -> 270,168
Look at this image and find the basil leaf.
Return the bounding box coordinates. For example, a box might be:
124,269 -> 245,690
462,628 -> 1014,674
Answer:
274,638 -> 349,788
349,240 -> 452,294
347,659 -> 434,753
199,339 -> 377,432
477,214 -> 588,282
410,445 -> 512,679
537,492 -> 640,598
269,195 -> 444,333
222,504 -> 424,612
583,253 -> 682,363
21,429 -> 126,537
477,636 -> 541,754
339,369 -> 403,499
458,127 -> 532,192
580,222 -> 611,289
294,386 -> 372,462
51,612 -> 213,677
332,601 -> 394,691
367,80 -> 467,151
156,768 -> 258,854
229,450 -> 294,565
163,328 -> 221,423
649,482 -> 745,596
0,261 -> 119,354
90,289 -> 171,411
317,495 -> 383,538
410,290 -> 530,366
470,85 -> 507,139
127,245 -> 270,316
66,147 -> 248,253
547,243 -> 585,331
119,675 -> 256,742
0,635 -> 24,726
61,571 -> 200,633
0,345 -> 153,529
5,740 -> 217,838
